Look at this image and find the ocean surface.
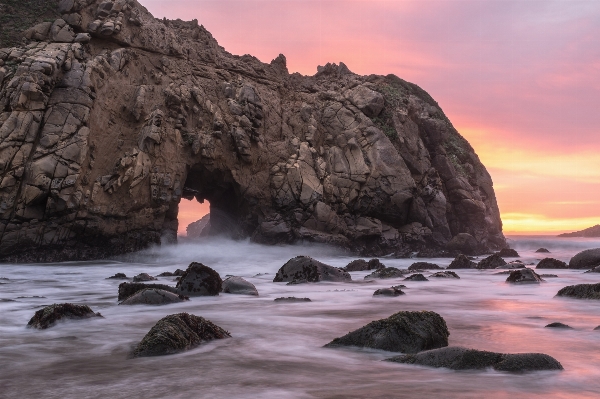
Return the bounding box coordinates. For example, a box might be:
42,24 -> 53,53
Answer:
1,236 -> 600,398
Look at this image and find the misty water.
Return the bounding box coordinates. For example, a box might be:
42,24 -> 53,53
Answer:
1,236 -> 600,398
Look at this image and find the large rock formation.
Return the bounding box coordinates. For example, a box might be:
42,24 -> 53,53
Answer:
0,0 -> 505,261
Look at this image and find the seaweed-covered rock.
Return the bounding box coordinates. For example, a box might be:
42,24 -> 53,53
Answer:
556,283 -> 600,299
373,287 -> 405,296
118,282 -> 179,301
535,248 -> 550,253
386,347 -> 563,372
364,267 -> 405,279
106,273 -> 128,279
429,271 -> 460,279
27,303 -> 102,329
273,256 -> 351,284
478,254 -> 506,269
447,254 -> 477,269
133,273 -> 157,282
131,313 -> 230,357
120,288 -> 188,305
222,276 -> 258,296
545,322 -> 572,329
536,258 -> 568,269
569,248 -> 600,269
408,262 -> 441,271
274,297 -> 312,302
404,274 -> 429,281
506,268 -> 544,284
497,248 -> 519,257
176,263 -> 223,296
324,310 -> 449,353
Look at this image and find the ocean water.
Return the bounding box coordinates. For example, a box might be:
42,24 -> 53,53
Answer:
1,236 -> 600,398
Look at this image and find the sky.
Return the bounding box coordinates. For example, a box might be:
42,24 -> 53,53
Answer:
144,0 -> 600,235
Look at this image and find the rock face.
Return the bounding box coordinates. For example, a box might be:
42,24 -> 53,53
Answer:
118,282 -> 178,301
445,233 -> 480,255
536,258 -> 568,269
568,249 -> 600,269
365,267 -> 405,279
27,303 -> 102,329
556,283 -> 600,300
447,254 -> 477,269
186,214 -> 210,238
0,0 -> 505,262
324,310 -> 449,353
506,268 -> 544,284
221,276 -> 258,296
558,225 -> 600,238
273,256 -> 351,283
120,288 -> 188,305
131,313 -> 230,357
386,347 -> 563,372
176,262 -> 222,296
477,254 -> 506,269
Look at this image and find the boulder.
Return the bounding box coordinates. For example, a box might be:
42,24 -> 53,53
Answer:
130,313 -> 230,357
404,273 -> 429,281
118,282 -> 179,301
495,261 -> 525,270
506,268 -> 544,284
274,297 -> 311,302
273,256 -> 351,284
120,288 -> 188,305
373,287 -> 405,296
568,248 -> 600,269
497,248 -> 519,257
536,258 -> 568,269
408,262 -> 441,271
27,303 -> 102,329
324,311 -> 449,353
364,267 -> 405,279
535,248 -> 551,253
386,347 -> 563,372
344,258 -> 384,272
445,233 -> 479,255
429,271 -> 460,279
133,273 -> 157,282
556,283 -> 600,299
367,259 -> 386,270
447,254 -> 477,269
157,269 -> 185,277
222,276 -> 258,296
545,322 -> 572,329
477,254 -> 506,269
176,263 -> 223,296
106,273 -> 128,279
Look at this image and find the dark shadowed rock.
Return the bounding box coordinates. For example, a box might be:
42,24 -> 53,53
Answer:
176,263 -> 223,296
495,260 -> 525,270
373,287 -> 405,296
447,254 -> 477,269
368,259 -> 386,270
404,273 -> 429,281
558,225 -> 600,238
540,274 -> 558,278
545,322 -> 572,329
365,267 -> 405,279
506,268 -> 544,284
345,259 -> 369,271
594,326 -> 600,331
133,273 -> 157,282
324,311 -> 449,353
408,262 -> 441,271
585,266 -> 600,273
568,248 -> 600,269
556,283 -> 600,299
478,254 -> 506,269
535,248 -> 550,253
131,313 -> 230,357
497,248 -> 519,257
273,256 -> 351,284
157,269 -> 185,277
429,271 -> 460,279
536,258 -> 568,269
118,282 -> 179,301
120,288 -> 188,305
274,297 -> 312,302
222,276 -> 258,296
445,233 -> 480,255
386,347 -> 563,372
27,303 -> 102,329
106,273 -> 128,279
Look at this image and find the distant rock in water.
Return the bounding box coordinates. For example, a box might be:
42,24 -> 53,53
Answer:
273,256 -> 351,284
118,282 -> 179,301
556,283 -> 600,299
447,254 -> 477,269
274,297 -> 311,302
558,225 -> 600,238
106,273 -> 128,280
386,347 -> 563,372
157,269 -> 185,277
186,214 -> 211,238
568,249 -> 600,269
429,271 -> 460,279
133,273 -> 157,282
408,262 -> 441,271
495,260 -> 525,270
0,0 -> 505,262
373,287 -> 405,296
545,322 -> 572,329
222,276 -> 258,296
536,258 -> 568,269
497,248 -> 519,257
324,310 -> 449,354
506,268 -> 544,284
131,313 -> 230,357
120,288 -> 188,305
177,263 -> 223,296
404,273 -> 429,281
27,303 -> 102,329
477,254 -> 506,269
535,248 -> 551,253
365,267 -> 405,279
344,258 -> 385,271
585,266 -> 600,273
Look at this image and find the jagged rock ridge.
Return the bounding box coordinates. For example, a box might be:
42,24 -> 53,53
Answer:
0,0 -> 505,261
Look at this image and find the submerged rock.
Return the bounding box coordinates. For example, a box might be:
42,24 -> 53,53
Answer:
497,248 -> 520,257
429,271 -> 460,279
222,276 -> 258,296
506,268 -> 544,284
536,258 -> 568,269
133,273 -> 157,282
404,273 -> 429,281
118,282 -> 178,301
545,322 -> 572,329
447,254 -> 477,269
535,248 -> 551,253
131,313 -> 230,358
273,256 -> 351,284
120,288 -> 188,305
176,263 -> 223,296
373,287 -> 405,296
324,310 -> 449,353
478,254 -> 506,269
569,248 -> 600,269
556,283 -> 600,299
364,267 -> 405,279
27,304 -> 102,329
274,297 -> 311,302
386,347 -> 563,372
106,273 -> 128,279
408,262 -> 441,271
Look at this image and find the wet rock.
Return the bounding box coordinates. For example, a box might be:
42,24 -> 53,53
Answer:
176,263 -> 223,296
367,259 -> 386,270
222,276 -> 258,296
27,303 -> 102,329
373,287 -> 405,296
447,254 -> 477,269
495,261 -> 526,270
118,282 -> 179,301
497,248 -> 519,257
536,258 -> 568,269
106,273 -> 128,279
130,313 -> 230,357
445,233 -> 480,255
157,269 -> 185,277
120,288 -> 188,305
404,273 -> 429,281
133,273 -> 157,282
535,248 -> 551,253
273,256 -> 351,284
506,268 -> 544,284
545,322 -> 572,329
556,283 -> 600,299
274,297 -> 311,302
344,259 -> 380,271
568,248 -> 600,269
477,254 -> 506,269
324,310 -> 449,353
429,271 -> 460,279
386,347 -> 563,372
364,267 -> 405,279
408,262 -> 441,271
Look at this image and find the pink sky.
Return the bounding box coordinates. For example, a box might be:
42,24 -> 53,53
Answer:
148,0 -> 600,235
